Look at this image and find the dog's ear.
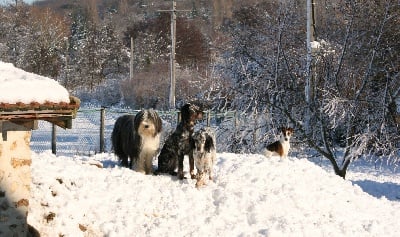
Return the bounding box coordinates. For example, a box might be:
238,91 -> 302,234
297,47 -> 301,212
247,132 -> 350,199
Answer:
180,103 -> 191,121
147,109 -> 162,135
189,103 -> 204,120
189,136 -> 195,150
205,135 -> 214,152
182,103 -> 190,110
134,110 -> 144,131
154,112 -> 162,134
196,111 -> 204,120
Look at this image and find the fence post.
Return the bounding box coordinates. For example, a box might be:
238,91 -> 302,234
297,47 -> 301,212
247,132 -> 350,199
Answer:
234,110 -> 239,129
253,108 -> 258,147
51,124 -> 56,154
100,107 -> 105,153
207,111 -> 211,127
177,111 -> 181,124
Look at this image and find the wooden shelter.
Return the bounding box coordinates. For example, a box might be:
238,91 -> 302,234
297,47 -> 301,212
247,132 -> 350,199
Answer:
0,62 -> 80,236
0,97 -> 80,236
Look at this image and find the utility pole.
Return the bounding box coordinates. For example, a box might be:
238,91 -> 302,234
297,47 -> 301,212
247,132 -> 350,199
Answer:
305,0 -> 316,134
306,0 -> 313,105
158,0 -> 190,110
130,37 -> 134,81
170,1 -> 177,109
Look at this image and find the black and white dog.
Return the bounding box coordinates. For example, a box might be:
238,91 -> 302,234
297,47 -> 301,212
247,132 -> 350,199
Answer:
190,127 -> 216,187
111,109 -> 162,174
155,103 -> 204,179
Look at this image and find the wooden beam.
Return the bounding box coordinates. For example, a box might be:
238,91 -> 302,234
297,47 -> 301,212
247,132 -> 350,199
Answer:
44,118 -> 72,129
0,109 -> 76,129
10,120 -> 38,130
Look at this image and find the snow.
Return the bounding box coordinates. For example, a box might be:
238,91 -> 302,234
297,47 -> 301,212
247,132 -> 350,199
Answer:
310,40 -> 321,50
28,151 -> 400,237
0,62 -> 70,104
1,52 -> 399,237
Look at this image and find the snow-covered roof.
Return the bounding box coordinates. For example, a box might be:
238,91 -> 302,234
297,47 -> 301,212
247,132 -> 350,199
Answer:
0,61 -> 70,104
0,61 -> 79,129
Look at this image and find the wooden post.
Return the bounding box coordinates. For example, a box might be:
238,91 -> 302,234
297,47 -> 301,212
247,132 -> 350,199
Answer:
100,107 -> 105,153
51,124 -> 56,154
253,108 -> 258,146
207,111 -> 211,127
234,110 -> 239,129
177,110 -> 181,124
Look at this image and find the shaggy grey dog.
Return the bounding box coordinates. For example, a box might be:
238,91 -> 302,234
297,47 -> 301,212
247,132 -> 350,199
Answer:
112,109 -> 162,174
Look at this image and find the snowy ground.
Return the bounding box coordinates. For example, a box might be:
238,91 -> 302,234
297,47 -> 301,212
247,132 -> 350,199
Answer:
3,51 -> 398,237
28,151 -> 400,237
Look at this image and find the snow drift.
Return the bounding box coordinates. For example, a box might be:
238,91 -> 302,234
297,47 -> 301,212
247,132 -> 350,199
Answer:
28,152 -> 400,237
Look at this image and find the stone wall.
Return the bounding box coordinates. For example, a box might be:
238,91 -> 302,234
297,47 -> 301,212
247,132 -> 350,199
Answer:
0,121 -> 32,236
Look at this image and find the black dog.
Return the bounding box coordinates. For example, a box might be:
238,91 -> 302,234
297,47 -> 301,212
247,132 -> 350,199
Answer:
111,109 -> 162,173
155,103 -> 204,179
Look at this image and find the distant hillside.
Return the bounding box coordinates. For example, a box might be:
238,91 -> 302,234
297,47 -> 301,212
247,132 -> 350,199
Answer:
33,0 -> 263,27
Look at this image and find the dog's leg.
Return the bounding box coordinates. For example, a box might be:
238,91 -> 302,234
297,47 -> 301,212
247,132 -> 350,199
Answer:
195,171 -> 205,188
144,154 -> 153,175
209,153 -> 216,181
177,154 -> 185,180
189,153 -> 196,179
120,155 -> 129,168
208,167 -> 213,181
129,157 -> 134,169
134,155 -> 145,174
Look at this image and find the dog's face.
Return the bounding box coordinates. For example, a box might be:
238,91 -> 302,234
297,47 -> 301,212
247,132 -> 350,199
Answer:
181,103 -> 204,127
192,131 -> 207,153
135,109 -> 162,137
281,127 -> 294,141
138,119 -> 157,138
191,129 -> 215,154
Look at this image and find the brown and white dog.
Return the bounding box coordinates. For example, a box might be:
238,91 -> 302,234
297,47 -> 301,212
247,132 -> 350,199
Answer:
263,127 -> 294,159
111,109 -> 162,174
190,127 -> 216,187
155,103 -> 204,179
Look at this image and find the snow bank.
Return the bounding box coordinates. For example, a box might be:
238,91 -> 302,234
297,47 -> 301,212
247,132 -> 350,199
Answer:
0,62 -> 70,104
28,152 -> 400,237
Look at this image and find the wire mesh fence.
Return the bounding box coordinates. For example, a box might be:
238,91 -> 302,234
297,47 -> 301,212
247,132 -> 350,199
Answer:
30,108 -> 239,156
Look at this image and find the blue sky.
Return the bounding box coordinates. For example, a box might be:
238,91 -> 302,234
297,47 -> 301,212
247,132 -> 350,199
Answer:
23,0 -> 37,4
1,0 -> 38,5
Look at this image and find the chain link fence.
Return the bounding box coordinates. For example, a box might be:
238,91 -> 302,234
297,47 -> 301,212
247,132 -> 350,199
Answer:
30,108 -> 242,156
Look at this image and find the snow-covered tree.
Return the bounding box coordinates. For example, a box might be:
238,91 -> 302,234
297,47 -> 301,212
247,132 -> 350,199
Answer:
217,0 -> 400,177
0,2 -> 31,67
22,7 -> 69,78
65,5 -> 126,92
